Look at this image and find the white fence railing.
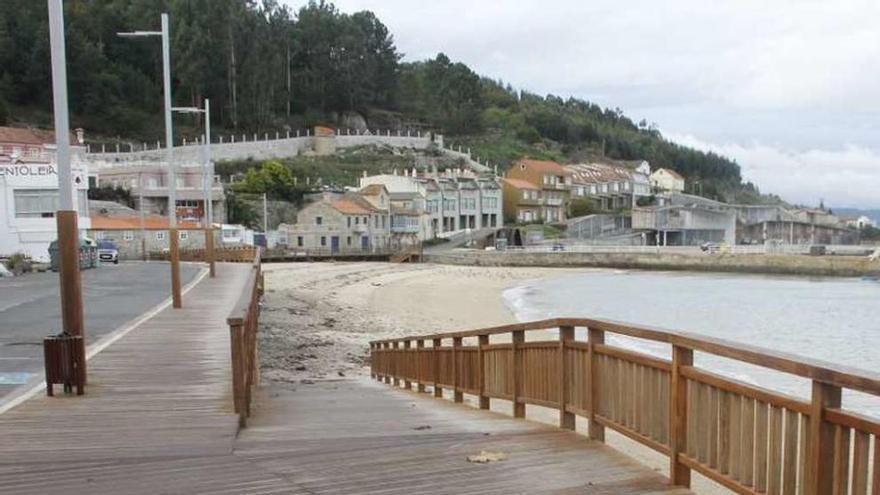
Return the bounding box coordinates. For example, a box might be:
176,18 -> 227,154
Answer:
498,243 -> 879,256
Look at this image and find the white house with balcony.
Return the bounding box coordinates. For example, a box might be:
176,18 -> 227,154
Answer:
650,168 -> 686,193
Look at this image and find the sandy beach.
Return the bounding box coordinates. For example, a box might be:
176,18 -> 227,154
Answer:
259,261 -> 728,494
259,262 -> 568,382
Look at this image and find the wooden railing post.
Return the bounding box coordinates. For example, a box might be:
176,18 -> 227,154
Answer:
229,322 -> 246,427
512,330 -> 525,418
369,343 -> 375,379
588,327 -> 605,441
478,334 -> 489,409
417,340 -> 426,392
392,342 -> 400,387
403,340 -> 412,390
453,337 -> 463,403
669,345 -> 693,488
433,338 -> 442,397
383,343 -> 391,384
559,325 -> 575,430
807,381 -> 842,495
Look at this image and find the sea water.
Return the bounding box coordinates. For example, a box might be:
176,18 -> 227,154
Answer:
503,269 -> 880,416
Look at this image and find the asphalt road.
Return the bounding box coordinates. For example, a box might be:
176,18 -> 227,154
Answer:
0,262 -> 201,398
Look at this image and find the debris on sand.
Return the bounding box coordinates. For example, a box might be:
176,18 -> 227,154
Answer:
466,451 -> 508,463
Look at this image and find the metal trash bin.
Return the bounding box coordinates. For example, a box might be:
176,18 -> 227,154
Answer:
49,240 -> 99,271
43,332 -> 85,396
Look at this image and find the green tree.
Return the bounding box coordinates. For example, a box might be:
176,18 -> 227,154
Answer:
239,160 -> 295,199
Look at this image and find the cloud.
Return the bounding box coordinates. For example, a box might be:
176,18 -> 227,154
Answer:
285,0 -> 880,207
668,133 -> 880,208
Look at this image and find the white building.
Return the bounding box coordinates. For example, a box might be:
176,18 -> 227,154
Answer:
359,169 -> 502,240
0,128 -> 90,261
650,168 -> 686,193
0,156 -> 90,261
565,160 -> 651,210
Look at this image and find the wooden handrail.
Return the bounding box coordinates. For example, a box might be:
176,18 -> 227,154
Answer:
370,317 -> 880,495
371,317 -> 880,397
226,248 -> 262,427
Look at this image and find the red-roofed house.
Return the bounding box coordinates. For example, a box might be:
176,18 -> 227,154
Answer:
503,159 -> 571,223
282,191 -> 390,253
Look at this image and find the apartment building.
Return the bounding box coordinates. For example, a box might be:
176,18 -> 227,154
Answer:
359,169 -> 502,239
565,160 -> 651,210
503,159 -> 570,223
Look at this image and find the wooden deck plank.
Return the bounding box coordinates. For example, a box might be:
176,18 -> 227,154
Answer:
0,263 -> 692,494
235,379 -> 692,495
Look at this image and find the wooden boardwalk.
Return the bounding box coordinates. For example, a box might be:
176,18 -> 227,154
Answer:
0,263 -> 691,494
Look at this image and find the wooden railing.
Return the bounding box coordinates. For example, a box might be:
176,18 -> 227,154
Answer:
370,318 -> 880,495
226,248 -> 263,427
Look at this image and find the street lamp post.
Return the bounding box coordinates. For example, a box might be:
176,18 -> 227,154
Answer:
118,13 -> 182,307
47,0 -> 86,384
172,100 -> 214,277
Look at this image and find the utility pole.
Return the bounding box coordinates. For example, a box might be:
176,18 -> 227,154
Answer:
263,193 -> 269,233
48,0 -> 86,383
139,171 -> 146,261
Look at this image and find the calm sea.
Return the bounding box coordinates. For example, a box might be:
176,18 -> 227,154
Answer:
503,269 -> 880,416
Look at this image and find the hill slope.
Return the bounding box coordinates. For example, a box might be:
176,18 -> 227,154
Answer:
0,0 -> 773,203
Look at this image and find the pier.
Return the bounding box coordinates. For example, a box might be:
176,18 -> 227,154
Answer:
1,262 -> 879,494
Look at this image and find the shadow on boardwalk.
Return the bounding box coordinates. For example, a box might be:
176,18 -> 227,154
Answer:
0,263 -> 689,494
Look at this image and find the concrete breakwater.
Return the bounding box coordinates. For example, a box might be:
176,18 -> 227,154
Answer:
425,251 -> 880,277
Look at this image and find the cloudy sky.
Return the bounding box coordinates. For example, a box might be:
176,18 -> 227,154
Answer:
295,0 -> 880,208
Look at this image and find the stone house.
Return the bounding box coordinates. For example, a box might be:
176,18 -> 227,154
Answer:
284,192 -> 390,252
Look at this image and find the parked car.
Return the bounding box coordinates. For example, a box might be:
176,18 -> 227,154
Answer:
97,240 -> 119,264
700,242 -> 721,254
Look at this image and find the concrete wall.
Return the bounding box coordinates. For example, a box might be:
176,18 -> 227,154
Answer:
89,228 -> 209,260
85,131 -> 437,165
424,250 -> 880,277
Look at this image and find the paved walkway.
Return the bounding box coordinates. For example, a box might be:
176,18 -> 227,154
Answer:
0,262 -> 691,495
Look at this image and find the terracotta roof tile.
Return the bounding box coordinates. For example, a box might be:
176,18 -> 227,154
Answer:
330,199 -> 372,215
90,216 -> 200,230
0,126 -> 77,146
502,178 -> 539,190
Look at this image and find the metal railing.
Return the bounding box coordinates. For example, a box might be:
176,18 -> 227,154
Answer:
225,248 -> 263,427
371,317 -> 880,494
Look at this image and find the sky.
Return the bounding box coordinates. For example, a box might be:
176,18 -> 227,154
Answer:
289,0 -> 880,208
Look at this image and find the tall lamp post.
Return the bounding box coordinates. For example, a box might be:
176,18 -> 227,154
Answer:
118,13 -> 182,308
172,100 -> 215,277
47,0 -> 86,382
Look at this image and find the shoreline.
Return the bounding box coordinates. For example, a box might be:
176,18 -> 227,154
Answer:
259,261 -> 731,493
425,250 -> 880,278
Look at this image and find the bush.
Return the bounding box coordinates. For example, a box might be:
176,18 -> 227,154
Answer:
5,252 -> 33,275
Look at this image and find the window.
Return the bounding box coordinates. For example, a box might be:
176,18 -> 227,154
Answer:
374,215 -> 378,228
13,189 -> 87,218
123,231 -> 134,241
315,216 -> 323,225
347,236 -> 352,246
355,217 -> 359,225
179,231 -> 188,240
347,217 -> 351,228
320,236 -> 326,246
297,236 -> 303,247
381,216 -> 386,228
363,216 -> 368,224
156,231 -> 166,240
96,231 -> 106,240
147,178 -> 159,189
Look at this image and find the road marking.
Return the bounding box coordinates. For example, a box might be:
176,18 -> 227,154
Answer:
0,266 -> 209,415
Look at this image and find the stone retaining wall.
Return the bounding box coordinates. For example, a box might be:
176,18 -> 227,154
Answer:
424,251 -> 880,277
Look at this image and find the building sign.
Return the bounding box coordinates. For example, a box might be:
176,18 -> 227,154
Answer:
0,164 -> 58,177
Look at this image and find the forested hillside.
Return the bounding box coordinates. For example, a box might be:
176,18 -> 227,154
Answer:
0,0 -> 769,202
